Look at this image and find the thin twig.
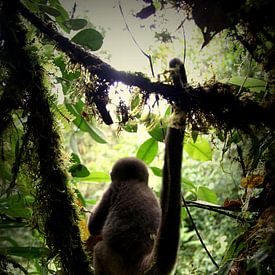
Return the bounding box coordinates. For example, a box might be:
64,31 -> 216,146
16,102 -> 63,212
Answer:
182,194 -> 219,269
118,1 -> 155,77
184,200 -> 246,222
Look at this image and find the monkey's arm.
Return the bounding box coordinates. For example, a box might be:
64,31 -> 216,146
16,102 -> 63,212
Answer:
88,188 -> 112,235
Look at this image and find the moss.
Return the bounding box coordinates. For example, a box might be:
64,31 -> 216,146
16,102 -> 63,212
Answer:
0,1 -> 92,273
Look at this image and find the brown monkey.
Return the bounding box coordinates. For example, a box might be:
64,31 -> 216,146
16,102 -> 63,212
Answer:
88,60 -> 186,275
88,157 -> 161,275
85,234 -> 103,260
88,137 -> 184,275
169,58 -> 187,88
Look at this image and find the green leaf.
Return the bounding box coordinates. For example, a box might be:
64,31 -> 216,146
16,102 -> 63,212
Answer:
85,123 -> 107,144
0,247 -> 49,259
131,95 -> 140,110
150,166 -> 162,177
77,172 -> 111,183
54,56 -> 66,73
165,106 -> 172,116
184,137 -> 212,161
64,19 -> 88,30
181,207 -> 187,220
54,56 -> 81,83
220,233 -> 246,266
182,177 -> 196,189
197,186 -> 218,204
0,195 -> 32,218
69,164 -> 90,177
54,56 -> 81,81
85,199 -> 97,205
123,122 -> 138,133
48,0 -> 70,33
229,130 -> 241,145
0,162 -> 12,182
136,138 -> 158,164
70,153 -> 81,164
191,130 -> 199,143
0,221 -> 27,228
38,4 -> 61,17
65,102 -> 107,144
74,188 -> 86,207
71,29 -> 104,51
220,76 -> 266,93
74,99 -> 85,113
0,237 -> 18,246
148,123 -> 166,142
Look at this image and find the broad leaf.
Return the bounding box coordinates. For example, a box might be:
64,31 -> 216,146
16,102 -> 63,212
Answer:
48,0 -> 70,33
181,207 -> 187,220
150,166 -> 162,177
38,4 -> 61,17
0,247 -> 49,259
64,19 -> 88,30
220,76 -> 266,93
184,137 -> 212,161
71,29 -> 104,51
0,195 -> 32,218
197,186 -> 218,204
54,56 -> 81,83
149,123 -> 166,142
136,138 -> 158,164
65,102 -> 107,144
182,177 -> 196,189
123,122 -> 138,133
69,164 -> 90,177
74,188 -> 87,207
70,153 -> 81,164
77,172 -> 111,183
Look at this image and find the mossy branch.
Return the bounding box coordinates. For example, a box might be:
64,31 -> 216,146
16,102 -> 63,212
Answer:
1,1 -> 93,273
18,2 -> 275,131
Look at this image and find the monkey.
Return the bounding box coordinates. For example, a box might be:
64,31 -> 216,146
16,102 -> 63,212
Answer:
87,59 -> 186,275
85,233 -> 103,260
88,157 -> 161,275
169,58 -> 187,89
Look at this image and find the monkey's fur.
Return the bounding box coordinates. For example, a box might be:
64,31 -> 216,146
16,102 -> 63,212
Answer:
88,59 -> 185,275
88,157 -> 161,275
88,132 -> 183,275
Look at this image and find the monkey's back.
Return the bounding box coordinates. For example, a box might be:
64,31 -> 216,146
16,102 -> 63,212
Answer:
102,180 -> 161,262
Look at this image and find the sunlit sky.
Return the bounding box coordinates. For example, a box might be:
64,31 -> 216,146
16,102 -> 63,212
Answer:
60,0 -> 198,75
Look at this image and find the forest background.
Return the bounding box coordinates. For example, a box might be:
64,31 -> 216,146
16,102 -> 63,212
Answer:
0,0 -> 274,274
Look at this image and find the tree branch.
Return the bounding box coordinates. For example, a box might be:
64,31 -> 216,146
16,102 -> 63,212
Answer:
18,2 -> 275,130
182,195 -> 219,269
184,200 -> 246,221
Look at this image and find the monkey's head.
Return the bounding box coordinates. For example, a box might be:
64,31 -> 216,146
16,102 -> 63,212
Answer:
110,157 -> 149,183
169,58 -> 182,69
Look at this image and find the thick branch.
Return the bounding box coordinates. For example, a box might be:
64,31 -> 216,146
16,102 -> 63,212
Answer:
18,2 -> 174,96
18,2 -> 275,130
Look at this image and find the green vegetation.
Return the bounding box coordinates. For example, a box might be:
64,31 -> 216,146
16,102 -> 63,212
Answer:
0,0 -> 274,274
